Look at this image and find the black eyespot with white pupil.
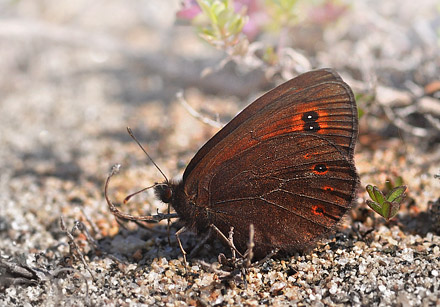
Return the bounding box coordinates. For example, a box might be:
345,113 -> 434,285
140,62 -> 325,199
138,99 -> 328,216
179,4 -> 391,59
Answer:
301,111 -> 320,132
314,164 -> 328,173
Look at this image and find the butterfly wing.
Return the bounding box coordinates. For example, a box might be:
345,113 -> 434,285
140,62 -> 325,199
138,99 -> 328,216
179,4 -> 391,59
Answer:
204,133 -> 358,256
184,68 -> 357,179
179,68 -> 358,256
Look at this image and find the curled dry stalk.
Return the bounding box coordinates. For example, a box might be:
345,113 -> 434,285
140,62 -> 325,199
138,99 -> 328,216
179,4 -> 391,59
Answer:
59,216 -> 95,281
104,164 -> 178,224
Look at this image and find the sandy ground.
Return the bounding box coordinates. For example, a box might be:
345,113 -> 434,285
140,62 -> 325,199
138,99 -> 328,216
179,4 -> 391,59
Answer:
1,1 -> 440,306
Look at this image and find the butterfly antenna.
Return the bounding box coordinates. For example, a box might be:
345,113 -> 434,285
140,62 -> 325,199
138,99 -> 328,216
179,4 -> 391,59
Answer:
127,127 -> 169,183
123,183 -> 157,204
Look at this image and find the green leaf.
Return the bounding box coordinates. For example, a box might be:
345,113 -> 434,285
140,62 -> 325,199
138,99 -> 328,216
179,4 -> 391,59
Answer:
395,176 -> 404,186
385,180 -> 393,192
366,183 -> 406,220
392,195 -> 404,205
228,15 -> 246,35
386,185 -> 407,202
197,0 -> 215,21
199,27 -> 216,38
366,200 -> 382,215
213,2 -> 227,25
366,185 -> 376,201
372,186 -> 385,204
382,201 -> 392,219
388,202 -> 401,219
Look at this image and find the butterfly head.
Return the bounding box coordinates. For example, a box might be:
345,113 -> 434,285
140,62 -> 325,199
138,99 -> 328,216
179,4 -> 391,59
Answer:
154,182 -> 174,204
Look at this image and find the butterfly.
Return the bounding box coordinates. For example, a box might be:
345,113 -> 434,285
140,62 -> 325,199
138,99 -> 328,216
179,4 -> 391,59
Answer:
106,68 -> 359,260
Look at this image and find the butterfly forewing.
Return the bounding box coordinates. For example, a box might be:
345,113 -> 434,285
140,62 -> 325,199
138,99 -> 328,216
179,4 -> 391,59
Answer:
183,68 -> 357,181
251,82 -> 357,157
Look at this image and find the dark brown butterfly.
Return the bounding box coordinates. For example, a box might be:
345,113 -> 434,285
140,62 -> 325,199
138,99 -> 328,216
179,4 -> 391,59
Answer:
108,68 -> 359,259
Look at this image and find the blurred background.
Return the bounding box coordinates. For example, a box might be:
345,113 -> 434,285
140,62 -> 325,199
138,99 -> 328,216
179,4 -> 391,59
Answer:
1,0 -> 439,304
1,0 -> 439,181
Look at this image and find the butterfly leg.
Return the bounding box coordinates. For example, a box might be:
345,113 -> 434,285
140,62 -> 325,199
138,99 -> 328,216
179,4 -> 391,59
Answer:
188,227 -> 213,259
210,224 -> 244,258
175,226 -> 188,267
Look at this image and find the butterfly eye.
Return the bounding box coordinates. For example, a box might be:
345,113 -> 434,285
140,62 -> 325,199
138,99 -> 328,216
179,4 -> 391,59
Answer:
164,188 -> 172,201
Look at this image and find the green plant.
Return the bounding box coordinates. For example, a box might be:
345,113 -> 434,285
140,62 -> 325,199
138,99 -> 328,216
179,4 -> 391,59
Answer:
190,0 -> 249,55
365,184 -> 407,220
177,0 -> 349,67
